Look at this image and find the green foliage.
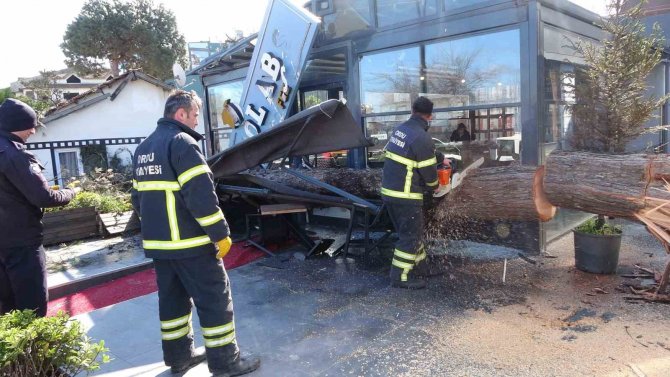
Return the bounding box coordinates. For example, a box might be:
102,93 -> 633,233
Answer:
64,191 -> 132,213
567,0 -> 668,153
0,91 -> 51,117
0,310 -> 109,376
47,168 -> 132,213
61,0 -> 187,79
575,217 -> 622,235
0,88 -> 11,104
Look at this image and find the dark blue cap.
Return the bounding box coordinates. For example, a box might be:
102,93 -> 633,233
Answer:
0,99 -> 44,132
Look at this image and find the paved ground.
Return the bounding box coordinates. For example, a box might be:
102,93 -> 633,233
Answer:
60,221 -> 670,376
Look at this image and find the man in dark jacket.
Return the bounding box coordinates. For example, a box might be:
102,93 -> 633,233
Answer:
131,90 -> 259,376
0,99 -> 79,316
450,122 -> 473,142
381,96 -> 443,289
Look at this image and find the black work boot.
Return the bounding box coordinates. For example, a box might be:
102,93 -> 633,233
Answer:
413,259 -> 445,277
211,354 -> 261,377
389,267 -> 426,289
170,350 -> 206,374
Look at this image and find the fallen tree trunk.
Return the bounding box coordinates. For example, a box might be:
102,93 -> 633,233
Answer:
543,152 -> 670,219
250,164 -> 554,222
433,165 -> 555,223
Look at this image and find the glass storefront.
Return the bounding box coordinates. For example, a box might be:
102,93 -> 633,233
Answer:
361,28 -> 522,167
360,46 -> 421,114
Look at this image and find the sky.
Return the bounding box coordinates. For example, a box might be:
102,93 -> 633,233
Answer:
0,0 -> 608,88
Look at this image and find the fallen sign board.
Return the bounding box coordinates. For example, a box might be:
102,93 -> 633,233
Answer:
232,0 -> 320,145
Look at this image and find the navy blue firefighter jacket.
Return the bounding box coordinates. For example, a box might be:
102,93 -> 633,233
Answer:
381,114 -> 439,205
131,118 -> 230,259
0,131 -> 75,248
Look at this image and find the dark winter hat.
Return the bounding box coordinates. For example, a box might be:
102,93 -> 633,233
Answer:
412,96 -> 434,115
0,99 -> 44,132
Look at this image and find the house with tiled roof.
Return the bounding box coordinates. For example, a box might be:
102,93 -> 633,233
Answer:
10,68 -> 114,102
25,70 -> 203,186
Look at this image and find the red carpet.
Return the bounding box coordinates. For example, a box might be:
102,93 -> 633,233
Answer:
47,242 -> 268,317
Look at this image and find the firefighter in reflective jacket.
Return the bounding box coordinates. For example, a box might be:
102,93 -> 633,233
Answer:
131,90 -> 259,376
381,96 -> 442,289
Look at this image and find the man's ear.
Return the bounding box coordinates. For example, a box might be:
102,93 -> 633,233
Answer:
174,108 -> 187,121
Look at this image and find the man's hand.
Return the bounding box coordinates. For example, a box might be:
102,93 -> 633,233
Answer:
216,237 -> 233,259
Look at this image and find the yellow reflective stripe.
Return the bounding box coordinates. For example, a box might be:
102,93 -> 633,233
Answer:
381,188 -> 423,200
202,322 -> 234,336
178,165 -> 210,186
385,151 -> 417,167
204,332 -> 236,348
392,259 -> 414,269
404,166 -> 413,194
394,249 -> 417,261
136,181 -> 180,191
196,210 -> 224,227
417,156 -> 437,168
162,326 -> 190,341
161,314 -> 191,329
132,179 -> 138,189
166,191 -> 179,241
427,179 -> 438,187
143,236 -> 212,250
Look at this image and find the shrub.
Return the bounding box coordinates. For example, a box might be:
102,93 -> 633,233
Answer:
0,310 -> 109,376
45,192 -> 131,214
575,217 -> 622,236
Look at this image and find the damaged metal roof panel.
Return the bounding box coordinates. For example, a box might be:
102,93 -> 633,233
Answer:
207,99 -> 372,178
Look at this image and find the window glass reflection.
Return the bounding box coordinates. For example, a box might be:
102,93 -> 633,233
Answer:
208,80 -> 243,153
425,29 -> 520,107
321,0 -> 372,40
376,0 -> 438,27
444,0 -> 492,12
360,47 -> 421,114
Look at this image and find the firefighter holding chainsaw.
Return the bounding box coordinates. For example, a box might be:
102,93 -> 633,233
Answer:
131,90 -> 259,376
381,96 -> 449,289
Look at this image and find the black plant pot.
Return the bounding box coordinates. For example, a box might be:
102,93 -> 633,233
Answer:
573,230 -> 622,274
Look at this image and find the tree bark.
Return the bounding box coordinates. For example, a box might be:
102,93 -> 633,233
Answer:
251,168 -> 382,199
543,151 -> 670,219
430,165 -> 555,223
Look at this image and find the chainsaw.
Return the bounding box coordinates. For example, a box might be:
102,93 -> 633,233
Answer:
433,155 -> 484,198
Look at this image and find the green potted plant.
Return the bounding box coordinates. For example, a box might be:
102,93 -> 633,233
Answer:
566,0 -> 668,273
0,310 -> 109,376
573,217 -> 623,274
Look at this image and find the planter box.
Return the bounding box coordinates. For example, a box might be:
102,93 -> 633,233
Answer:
98,210 -> 140,236
43,207 -> 100,246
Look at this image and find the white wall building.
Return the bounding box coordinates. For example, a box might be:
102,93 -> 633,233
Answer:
27,71 -> 204,185
10,68 -> 114,101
